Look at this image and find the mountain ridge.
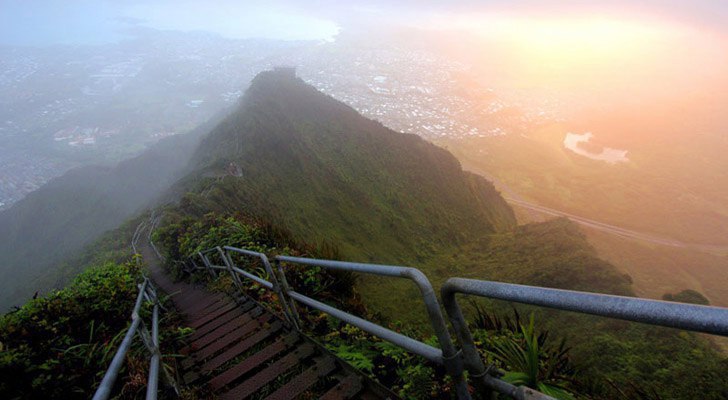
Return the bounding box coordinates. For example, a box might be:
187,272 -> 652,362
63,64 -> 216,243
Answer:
184,69 -> 516,263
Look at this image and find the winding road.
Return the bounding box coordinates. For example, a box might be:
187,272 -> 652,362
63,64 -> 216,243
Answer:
506,197 -> 728,254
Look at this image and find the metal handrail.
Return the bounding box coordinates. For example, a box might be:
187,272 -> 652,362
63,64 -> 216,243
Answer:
93,279 -> 149,400
196,246 -> 299,329
441,278 -> 728,400
95,214 -> 179,400
148,212 -> 163,260
93,278 -> 169,400
182,244 -> 728,400
274,255 -> 471,400
131,220 -> 149,255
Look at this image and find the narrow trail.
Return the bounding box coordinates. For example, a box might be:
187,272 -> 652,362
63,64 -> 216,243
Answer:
140,243 -> 390,399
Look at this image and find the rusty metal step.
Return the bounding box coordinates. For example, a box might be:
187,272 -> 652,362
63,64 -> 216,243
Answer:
188,302 -> 240,329
190,308 -> 264,350
264,356 -> 336,400
147,266 -> 394,400
192,313 -> 273,360
320,375 -> 364,400
208,333 -> 299,389
187,297 -> 234,318
180,292 -> 225,311
219,344 -> 315,400
179,291 -> 224,309
185,299 -> 230,320
202,320 -> 287,374
191,301 -> 256,340
183,308 -> 265,357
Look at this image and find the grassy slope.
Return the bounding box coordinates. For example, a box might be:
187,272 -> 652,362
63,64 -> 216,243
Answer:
437,125 -> 728,244
190,71 -> 517,256
437,132 -> 728,308
154,71 -> 631,326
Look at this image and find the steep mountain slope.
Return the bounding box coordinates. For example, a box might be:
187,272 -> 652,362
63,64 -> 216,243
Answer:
0,126 -> 207,309
183,69 -> 516,264
162,70 -> 630,319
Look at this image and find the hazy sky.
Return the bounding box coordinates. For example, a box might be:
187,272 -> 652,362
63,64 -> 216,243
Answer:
1,0 -> 727,46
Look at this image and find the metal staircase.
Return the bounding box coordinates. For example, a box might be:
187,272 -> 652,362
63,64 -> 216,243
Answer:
95,217 -> 728,399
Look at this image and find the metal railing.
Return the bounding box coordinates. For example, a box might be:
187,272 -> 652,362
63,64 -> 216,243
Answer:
95,215 -> 179,399
188,247 -> 470,399
92,277 -> 178,400
148,212 -> 164,261
441,278 -> 728,400
183,244 -> 728,400
275,255 -> 471,400
196,246 -> 299,328
131,220 -> 147,255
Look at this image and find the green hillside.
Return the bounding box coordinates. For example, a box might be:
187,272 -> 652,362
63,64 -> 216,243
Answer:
0,123 -> 209,310
186,70 -> 516,264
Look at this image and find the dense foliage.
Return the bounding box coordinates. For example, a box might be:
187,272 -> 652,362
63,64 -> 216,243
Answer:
149,72 -> 726,399
4,70 -> 726,399
470,308 -> 577,399
569,317 -> 728,399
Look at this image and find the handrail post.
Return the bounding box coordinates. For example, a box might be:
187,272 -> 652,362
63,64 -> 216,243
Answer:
403,269 -> 471,400
258,252 -> 299,330
442,277 -> 728,399
198,252 -> 216,278
98,212 -> 179,399
442,282 -> 498,399
217,246 -> 243,291
273,256 -> 471,400
274,259 -> 302,330
440,281 -> 559,399
146,303 -> 160,400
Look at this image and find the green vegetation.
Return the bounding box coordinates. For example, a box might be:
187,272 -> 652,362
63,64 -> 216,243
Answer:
437,128 -> 728,307
663,289 -> 710,305
436,218 -> 633,296
152,211 -> 580,398
186,70 -> 516,266
151,210 -> 728,400
3,70 -> 726,399
569,316 -> 728,399
471,310 -> 576,399
0,261 -> 190,399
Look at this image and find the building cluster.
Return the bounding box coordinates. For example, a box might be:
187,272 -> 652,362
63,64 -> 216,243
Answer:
0,35 -> 571,210
292,44 -> 561,140
0,152 -> 65,210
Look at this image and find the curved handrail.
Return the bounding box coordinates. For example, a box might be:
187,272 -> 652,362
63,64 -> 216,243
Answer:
196,246 -> 299,329
441,278 -> 728,400
274,255 -> 471,400
180,244 -> 728,400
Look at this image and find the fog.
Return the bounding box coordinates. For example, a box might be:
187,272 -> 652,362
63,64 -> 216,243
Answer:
3,1 -> 728,45
1,0 -> 727,307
